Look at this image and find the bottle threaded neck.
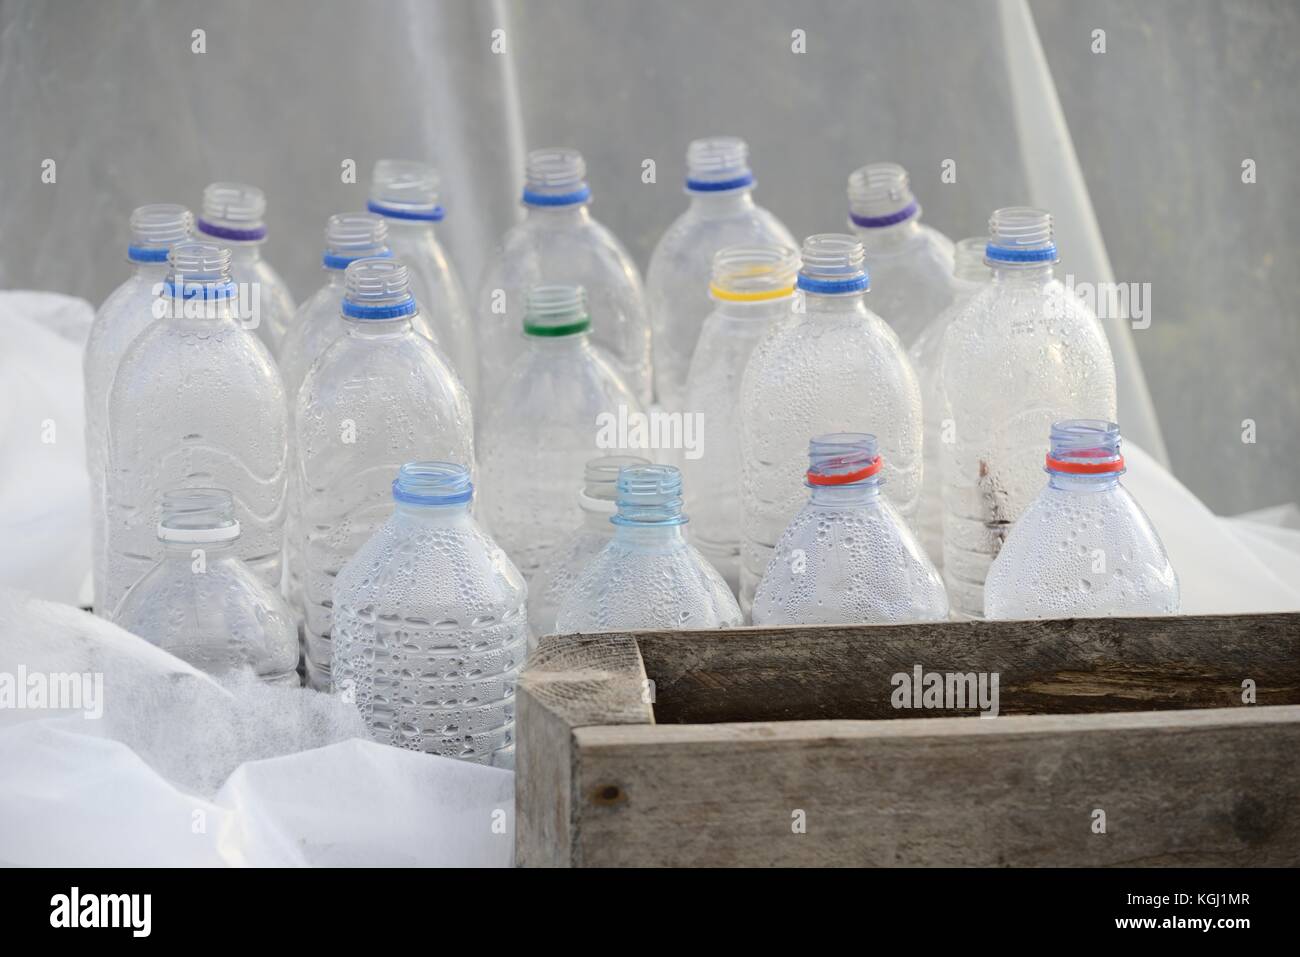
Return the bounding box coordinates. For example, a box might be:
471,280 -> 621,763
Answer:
797,233 -> 869,295
686,136 -> 754,191
847,162 -> 918,226
197,182 -> 268,242
392,461 -> 473,506
986,206 -> 1058,266
523,148 -> 590,206
157,487 -> 240,543
523,283 -> 590,336
342,257 -> 416,320
166,241 -> 235,300
323,213 -> 390,269
1046,420 -> 1125,476
806,432 -> 882,488
579,454 -> 650,512
710,244 -> 799,302
953,236 -> 993,283
368,159 -> 444,221
128,204 -> 193,262
612,465 -> 687,527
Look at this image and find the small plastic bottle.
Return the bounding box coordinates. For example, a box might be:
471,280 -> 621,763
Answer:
984,420 -> 1179,619
752,434 -> 948,625
646,137 -> 795,410
332,462 -> 527,767
195,182 -> 296,357
113,488 -> 299,683
555,464 -> 742,632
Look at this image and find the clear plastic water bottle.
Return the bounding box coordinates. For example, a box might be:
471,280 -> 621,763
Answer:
739,234 -> 923,613
105,242 -> 288,616
646,137 -> 795,410
195,182 -> 296,357
528,453 -> 650,639
752,433 -> 947,625
683,244 -> 799,593
113,488 -> 299,682
332,462 -> 527,767
847,162 -> 955,347
908,237 -> 993,569
295,258 -> 474,690
940,208 -> 1118,618
984,420 -> 1179,619
85,203 -> 192,613
369,159 -> 478,401
555,465 -> 742,632
479,284 -> 643,581
476,148 -> 652,405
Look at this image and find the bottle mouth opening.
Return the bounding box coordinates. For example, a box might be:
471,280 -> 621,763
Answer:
392,461 -> 473,506
198,182 -> 268,241
710,244 -> 799,302
797,234 -> 869,295
128,204 -> 193,261
986,206 -> 1058,265
523,284 -> 590,335
806,432 -> 882,486
523,148 -> 590,206
342,257 -> 417,319
323,213 -> 391,269
686,136 -> 754,192
1045,419 -> 1125,475
157,487 -> 240,542
611,464 -> 688,526
369,159 -> 443,220
582,454 -> 651,500
847,162 -> 918,225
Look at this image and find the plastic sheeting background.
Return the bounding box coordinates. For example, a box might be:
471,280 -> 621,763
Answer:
6,0 -> 1294,512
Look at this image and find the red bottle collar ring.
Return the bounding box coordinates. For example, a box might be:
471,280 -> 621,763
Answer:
1045,454 -> 1125,474
807,456 -> 883,485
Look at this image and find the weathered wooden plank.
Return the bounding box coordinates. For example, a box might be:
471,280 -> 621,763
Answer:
568,705 -> 1300,867
629,613 -> 1300,723
515,632 -> 653,866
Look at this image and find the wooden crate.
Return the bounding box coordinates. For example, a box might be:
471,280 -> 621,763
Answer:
516,613 -> 1300,866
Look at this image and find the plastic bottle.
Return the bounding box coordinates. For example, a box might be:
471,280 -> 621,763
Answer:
369,159 -> 478,401
332,462 -> 527,767
555,464 -> 742,632
984,420 -> 1179,619
479,284 -> 643,581
476,148 -> 652,405
294,258 -> 474,690
683,244 -> 799,593
940,208 -> 1118,618
195,182 -> 296,357
85,203 -> 192,613
847,162 -> 955,348
907,237 -> 993,569
105,241 -> 288,616
751,433 -> 947,625
646,137 -> 795,410
113,488 -> 299,682
528,453 -> 650,639
739,234 -> 923,613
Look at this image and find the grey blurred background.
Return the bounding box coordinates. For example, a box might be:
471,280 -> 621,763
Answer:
1,0 -> 1296,514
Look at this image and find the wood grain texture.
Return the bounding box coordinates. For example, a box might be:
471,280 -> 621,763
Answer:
627,613 -> 1300,723
568,706 -> 1300,867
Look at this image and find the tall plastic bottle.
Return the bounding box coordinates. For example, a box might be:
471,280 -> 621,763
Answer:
984,421 -> 1179,619
105,241 -> 288,615
646,137 -> 795,410
113,488 -> 299,683
908,237 -> 993,568
739,234 -> 923,613
295,259 -> 474,690
940,208 -> 1117,618
555,464 -> 743,632
682,244 -> 798,592
847,162 -> 955,347
751,434 -> 947,626
85,203 -> 192,613
195,182 -> 296,357
369,160 -> 478,401
476,148 -> 651,405
528,453 -> 650,638
479,284 -> 644,582
332,462 -> 527,767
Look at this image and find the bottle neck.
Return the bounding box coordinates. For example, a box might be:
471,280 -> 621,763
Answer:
688,187 -> 756,216
382,216 -> 436,239
991,263 -> 1054,285
345,315 -> 414,339
855,215 -> 922,252
524,203 -> 592,226
393,500 -> 472,526
716,296 -> 793,322
802,290 -> 869,318
161,538 -> 237,559
524,331 -> 589,354
612,522 -> 688,549
809,481 -> 882,507
163,293 -> 239,322
1047,471 -> 1122,493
